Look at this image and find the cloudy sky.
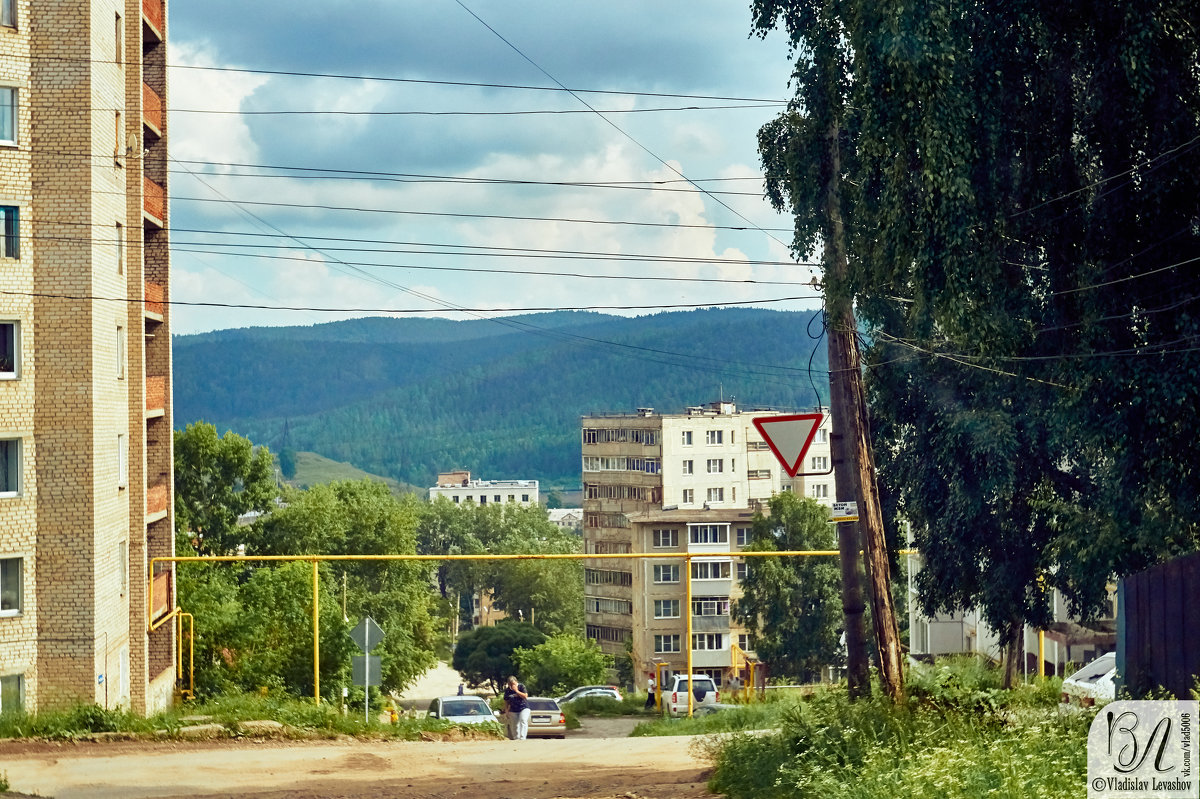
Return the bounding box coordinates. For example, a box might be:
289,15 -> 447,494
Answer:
166,1 -> 820,334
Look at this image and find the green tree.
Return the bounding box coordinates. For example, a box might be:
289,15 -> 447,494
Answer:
511,634 -> 611,696
174,422 -> 276,556
485,504 -> 583,636
733,493 -> 843,682
452,622 -> 546,693
278,448 -> 297,480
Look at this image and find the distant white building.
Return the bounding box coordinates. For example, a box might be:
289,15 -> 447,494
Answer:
429,471 -> 539,506
548,508 -> 583,533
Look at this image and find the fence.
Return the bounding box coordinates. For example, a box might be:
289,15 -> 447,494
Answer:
1117,550 -> 1200,698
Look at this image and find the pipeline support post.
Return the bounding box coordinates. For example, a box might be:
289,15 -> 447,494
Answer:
313,559 -> 320,705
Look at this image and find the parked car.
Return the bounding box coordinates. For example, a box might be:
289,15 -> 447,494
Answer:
427,695 -> 500,725
525,696 -> 567,738
665,674 -> 719,715
557,685 -> 623,704
1060,652 -> 1116,710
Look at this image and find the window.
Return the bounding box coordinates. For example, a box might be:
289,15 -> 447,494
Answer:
705,430 -> 723,445
682,430 -> 693,446
653,564 -> 680,583
116,326 -> 125,379
691,596 -> 729,616
816,429 -> 828,443
0,206 -> 17,257
682,459 -> 693,475
114,111 -> 122,165
507,494 -> 515,502
654,634 -> 681,654
1,0 -> 14,28
587,596 -> 632,615
452,495 -> 459,503
0,438 -> 19,495
0,673 -> 23,716
585,569 -> 632,587
692,633 -> 724,651
115,223 -> 123,273
706,487 -> 724,503
493,495 -> 500,503
0,87 -> 15,145
652,528 -> 678,548
117,434 -> 127,488
654,599 -> 680,618
691,561 -> 731,580
706,458 -> 723,474
118,540 -> 128,596
735,527 -> 751,546
735,561 -> 748,580
748,469 -> 771,479
0,556 -> 20,615
811,483 -> 829,499
811,455 -> 829,470
479,496 -> 486,504
738,634 -> 750,651
521,494 -> 529,502
114,13 -> 123,64
0,321 -> 17,379
682,488 -> 694,504
690,524 -> 728,544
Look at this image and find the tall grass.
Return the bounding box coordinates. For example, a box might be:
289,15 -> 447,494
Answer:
706,659 -> 1089,799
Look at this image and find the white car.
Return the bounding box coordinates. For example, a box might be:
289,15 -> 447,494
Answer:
426,695 -> 501,725
1060,652 -> 1116,710
664,674 -> 719,714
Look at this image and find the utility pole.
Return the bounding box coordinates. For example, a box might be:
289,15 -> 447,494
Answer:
821,120 -> 906,701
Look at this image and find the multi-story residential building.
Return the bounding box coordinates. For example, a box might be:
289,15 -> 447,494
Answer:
0,0 -> 175,715
429,471 -> 539,506
581,402 -> 835,685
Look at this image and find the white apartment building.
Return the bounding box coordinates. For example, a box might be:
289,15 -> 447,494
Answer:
582,402 -> 836,684
429,470 -> 539,506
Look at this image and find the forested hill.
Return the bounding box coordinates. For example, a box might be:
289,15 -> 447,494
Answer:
174,308 -> 829,489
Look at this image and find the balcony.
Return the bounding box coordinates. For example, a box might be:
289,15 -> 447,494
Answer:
144,281 -> 164,320
142,83 -> 163,136
146,478 -> 169,519
145,375 -> 166,415
142,0 -> 164,41
151,567 -> 173,620
691,615 -> 731,633
143,176 -> 165,226
688,649 -> 733,669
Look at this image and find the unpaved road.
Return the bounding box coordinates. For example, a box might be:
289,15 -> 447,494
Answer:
0,718 -> 724,799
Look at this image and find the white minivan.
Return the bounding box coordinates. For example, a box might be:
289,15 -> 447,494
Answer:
665,674 -> 719,714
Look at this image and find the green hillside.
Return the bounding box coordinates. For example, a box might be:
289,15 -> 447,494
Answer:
174,308 -> 829,488
287,451 -> 423,496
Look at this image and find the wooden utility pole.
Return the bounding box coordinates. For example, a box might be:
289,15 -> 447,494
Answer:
821,122 -> 906,701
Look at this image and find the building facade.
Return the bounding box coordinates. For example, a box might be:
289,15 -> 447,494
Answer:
429,471 -> 539,506
581,402 -> 835,685
0,0 -> 175,715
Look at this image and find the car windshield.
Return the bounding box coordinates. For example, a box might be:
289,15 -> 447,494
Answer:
527,698 -> 558,711
442,700 -> 489,716
1068,655 -> 1116,684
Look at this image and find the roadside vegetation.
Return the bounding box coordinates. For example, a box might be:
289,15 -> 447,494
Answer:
0,693 -> 504,743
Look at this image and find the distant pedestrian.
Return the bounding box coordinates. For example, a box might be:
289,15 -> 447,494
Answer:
645,675 -> 656,709
457,683 -> 465,696
503,676 -> 530,740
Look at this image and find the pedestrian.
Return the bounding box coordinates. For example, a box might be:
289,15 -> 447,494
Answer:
457,682 -> 465,696
503,675 -> 530,740
644,674 -> 656,709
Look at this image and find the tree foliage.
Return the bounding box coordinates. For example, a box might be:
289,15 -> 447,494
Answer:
734,493 -> 843,681
174,422 -> 276,556
753,0 -> 1200,666
452,622 -> 546,693
511,634 -> 611,696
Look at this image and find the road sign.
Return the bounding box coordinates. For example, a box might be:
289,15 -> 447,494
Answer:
350,616 -> 384,653
831,501 -> 859,522
752,413 -> 824,477
352,655 -> 382,687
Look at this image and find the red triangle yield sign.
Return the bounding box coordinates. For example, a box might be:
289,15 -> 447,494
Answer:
752,413 -> 824,478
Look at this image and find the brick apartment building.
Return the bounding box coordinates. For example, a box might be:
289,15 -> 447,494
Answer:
581,402 -> 835,687
0,0 -> 175,714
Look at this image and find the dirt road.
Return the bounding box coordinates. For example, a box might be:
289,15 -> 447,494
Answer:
0,718 -> 723,799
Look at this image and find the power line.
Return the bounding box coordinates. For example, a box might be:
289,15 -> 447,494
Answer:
170,102 -> 785,117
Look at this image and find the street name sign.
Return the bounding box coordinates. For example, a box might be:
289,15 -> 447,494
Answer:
752,413 -> 824,477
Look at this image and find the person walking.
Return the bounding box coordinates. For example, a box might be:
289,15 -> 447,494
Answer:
503,675 -> 530,740
644,675 -> 656,709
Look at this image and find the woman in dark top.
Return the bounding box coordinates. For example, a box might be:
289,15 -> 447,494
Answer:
503,675 -> 530,739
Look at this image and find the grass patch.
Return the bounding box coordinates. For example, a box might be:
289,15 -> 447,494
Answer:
705,661 -> 1087,799
631,701 -> 789,737
0,693 -> 505,743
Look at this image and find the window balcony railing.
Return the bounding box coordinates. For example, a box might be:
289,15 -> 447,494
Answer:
141,83 -> 163,135
144,281 -> 164,318
146,478 -> 169,517
145,375 -> 166,413
142,0 -> 164,40
143,176 -> 165,225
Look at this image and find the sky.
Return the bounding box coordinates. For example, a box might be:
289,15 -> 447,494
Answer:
166,1 -> 821,334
